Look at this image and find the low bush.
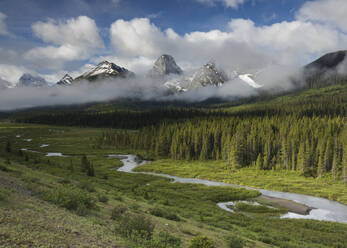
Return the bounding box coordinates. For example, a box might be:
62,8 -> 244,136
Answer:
118,214 -> 155,241
78,181 -> 96,192
227,235 -> 244,248
149,207 -> 180,221
98,194 -> 109,203
152,231 -> 181,248
188,236 -> 216,248
44,185 -> 95,215
111,204 -> 127,220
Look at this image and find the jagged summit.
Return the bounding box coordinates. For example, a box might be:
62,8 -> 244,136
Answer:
75,61 -> 135,82
17,73 -> 48,87
164,62 -> 228,93
56,74 -> 73,86
191,62 -> 227,88
150,54 -> 183,77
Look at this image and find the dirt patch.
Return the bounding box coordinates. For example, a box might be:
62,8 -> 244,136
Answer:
255,195 -> 315,215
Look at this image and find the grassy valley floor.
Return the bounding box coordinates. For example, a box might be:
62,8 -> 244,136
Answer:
0,122 -> 346,248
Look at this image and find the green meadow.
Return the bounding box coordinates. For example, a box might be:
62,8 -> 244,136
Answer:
0,122 -> 346,247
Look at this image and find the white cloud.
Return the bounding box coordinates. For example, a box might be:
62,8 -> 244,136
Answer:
297,0 -> 347,32
24,16 -> 103,69
195,0 -> 247,8
108,13 -> 347,74
0,64 -> 30,86
0,12 -> 9,36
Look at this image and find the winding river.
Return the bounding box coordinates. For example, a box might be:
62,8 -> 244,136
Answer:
116,154 -> 347,224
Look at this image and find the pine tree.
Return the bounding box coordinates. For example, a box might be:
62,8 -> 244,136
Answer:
256,153 -> 263,170
81,155 -> 88,172
6,140 -> 11,153
69,160 -> 74,172
317,144 -> 325,177
87,163 -> 95,177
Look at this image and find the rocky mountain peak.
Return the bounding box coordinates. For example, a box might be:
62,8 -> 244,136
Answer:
18,73 -> 48,87
57,74 -> 73,86
150,54 -> 183,77
74,61 -> 135,82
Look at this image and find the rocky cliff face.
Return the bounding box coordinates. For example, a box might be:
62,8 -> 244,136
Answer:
150,54 -> 183,77
56,74 -> 73,86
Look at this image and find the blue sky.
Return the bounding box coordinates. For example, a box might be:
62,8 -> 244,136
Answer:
0,0 -> 346,84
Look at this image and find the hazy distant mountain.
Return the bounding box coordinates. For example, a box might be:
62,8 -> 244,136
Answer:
0,78 -> 11,89
150,54 -> 183,77
74,61 -> 135,82
17,73 -> 48,87
305,50 -> 347,72
56,74 -> 73,86
304,50 -> 347,88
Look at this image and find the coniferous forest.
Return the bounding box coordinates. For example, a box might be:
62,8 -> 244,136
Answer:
97,84 -> 347,181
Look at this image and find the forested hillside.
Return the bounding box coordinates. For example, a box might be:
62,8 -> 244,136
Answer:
99,84 -> 347,181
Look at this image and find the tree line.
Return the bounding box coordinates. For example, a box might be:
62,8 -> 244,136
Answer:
100,115 -> 347,180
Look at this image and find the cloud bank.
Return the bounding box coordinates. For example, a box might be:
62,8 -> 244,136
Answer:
0,0 -> 346,110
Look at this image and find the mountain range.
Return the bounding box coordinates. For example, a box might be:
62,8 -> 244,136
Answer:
1,50 -> 346,95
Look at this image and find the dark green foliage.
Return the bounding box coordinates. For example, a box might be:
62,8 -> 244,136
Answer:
5,140 -> 11,153
81,155 -> 95,177
149,207 -> 180,221
44,185 -> 95,215
111,204 -> 127,220
98,194 -> 108,203
118,214 -> 155,241
227,235 -> 244,248
102,116 -> 346,180
78,181 -> 96,192
188,236 -> 216,248
69,160 -> 74,172
0,164 -> 10,172
153,231 -> 181,248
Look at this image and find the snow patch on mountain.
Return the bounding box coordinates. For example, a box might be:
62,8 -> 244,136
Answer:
238,74 -> 263,88
75,61 -> 135,82
56,74 -> 73,86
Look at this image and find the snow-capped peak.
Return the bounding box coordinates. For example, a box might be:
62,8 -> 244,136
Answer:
75,60 -> 135,82
56,74 -> 73,86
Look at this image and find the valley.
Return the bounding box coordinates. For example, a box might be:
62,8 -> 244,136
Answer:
0,122 -> 347,248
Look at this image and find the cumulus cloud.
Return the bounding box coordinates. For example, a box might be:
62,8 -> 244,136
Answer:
108,14 -> 347,74
24,16 -> 104,69
297,0 -> 347,33
195,0 -> 247,8
0,12 -> 9,35
0,64 -> 30,86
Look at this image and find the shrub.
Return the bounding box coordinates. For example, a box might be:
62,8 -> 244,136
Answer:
111,204 -> 127,220
118,214 -> 155,241
0,164 -> 10,172
228,235 -> 244,248
152,231 -> 181,248
189,236 -> 216,248
98,194 -> 109,203
150,207 -> 180,221
79,181 -> 96,192
44,185 -> 95,215
0,188 -> 7,201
